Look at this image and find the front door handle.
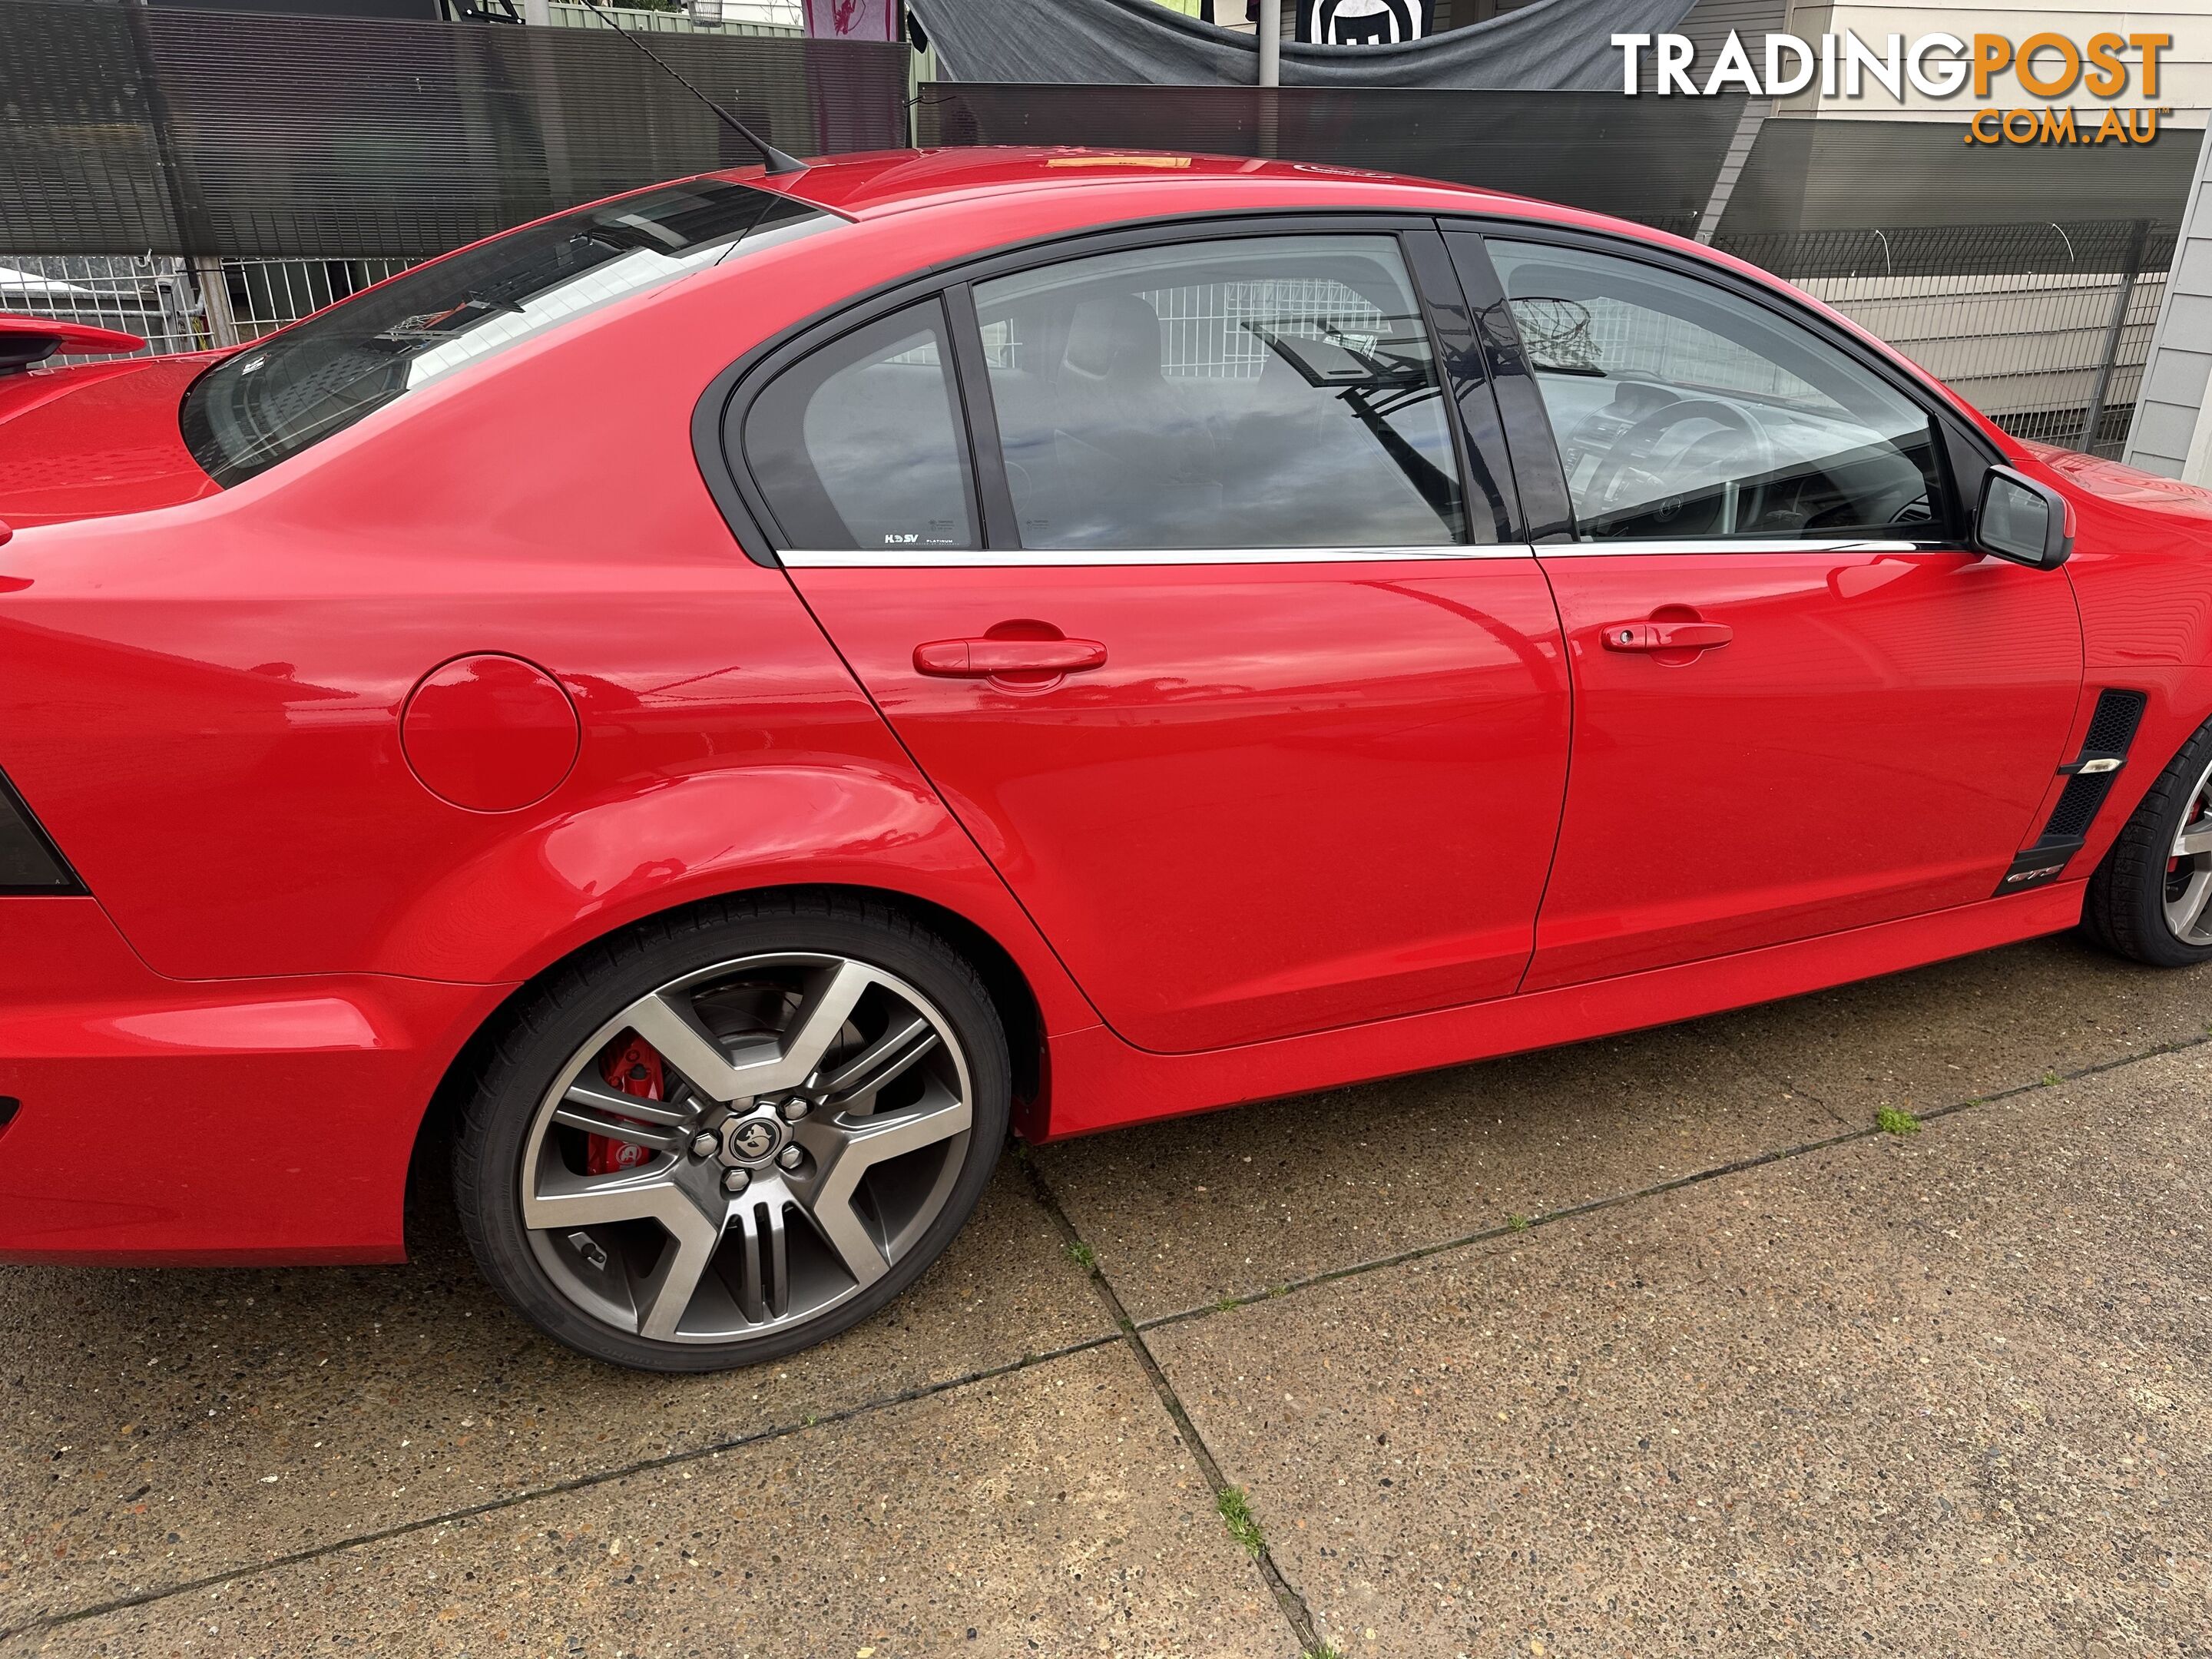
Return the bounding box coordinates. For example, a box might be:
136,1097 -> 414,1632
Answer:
914,637 -> 1109,677
1600,620 -> 1734,653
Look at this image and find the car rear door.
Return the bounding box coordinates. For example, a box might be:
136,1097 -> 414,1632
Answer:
723,224 -> 1571,1055
1445,229 -> 2085,992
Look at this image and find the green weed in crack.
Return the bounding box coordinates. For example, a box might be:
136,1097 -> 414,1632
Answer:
1217,1485 -> 1266,1556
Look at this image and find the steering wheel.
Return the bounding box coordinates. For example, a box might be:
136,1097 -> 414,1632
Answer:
1583,397 -> 1771,536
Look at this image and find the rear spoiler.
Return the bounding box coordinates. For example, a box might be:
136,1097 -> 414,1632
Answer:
0,314 -> 146,376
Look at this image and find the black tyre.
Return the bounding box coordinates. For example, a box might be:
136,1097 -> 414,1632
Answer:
2085,717 -> 2212,969
455,893 -> 1009,1373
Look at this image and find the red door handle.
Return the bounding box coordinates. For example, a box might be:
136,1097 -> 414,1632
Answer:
1600,620 -> 1734,653
914,637 -> 1109,677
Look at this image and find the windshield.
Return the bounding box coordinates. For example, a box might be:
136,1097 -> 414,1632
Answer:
181,180 -> 832,486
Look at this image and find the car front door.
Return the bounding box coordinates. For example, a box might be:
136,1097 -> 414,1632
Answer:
729,227 -> 1571,1054
1449,230 -> 2085,992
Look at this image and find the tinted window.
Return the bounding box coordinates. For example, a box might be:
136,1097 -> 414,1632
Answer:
972,235 -> 1469,551
743,301 -> 977,551
1486,240 -> 1945,542
183,181 -> 830,487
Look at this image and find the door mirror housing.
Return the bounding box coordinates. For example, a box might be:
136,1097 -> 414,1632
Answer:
1975,465 -> 2072,568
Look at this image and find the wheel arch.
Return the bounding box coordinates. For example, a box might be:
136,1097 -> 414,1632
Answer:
402,880 -> 1051,1253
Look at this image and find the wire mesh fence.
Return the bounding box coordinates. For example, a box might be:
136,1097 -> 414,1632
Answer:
542,2 -> 800,35
1715,220 -> 2174,460
2,254 -> 192,352
0,252 -> 417,361
0,218 -> 2179,459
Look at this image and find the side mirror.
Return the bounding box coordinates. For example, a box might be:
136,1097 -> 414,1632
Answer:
1975,465 -> 2072,568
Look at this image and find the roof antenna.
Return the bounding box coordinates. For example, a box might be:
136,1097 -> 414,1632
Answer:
574,0 -> 806,175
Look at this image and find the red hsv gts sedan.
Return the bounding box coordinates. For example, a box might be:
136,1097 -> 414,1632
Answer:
2,149 -> 2210,1371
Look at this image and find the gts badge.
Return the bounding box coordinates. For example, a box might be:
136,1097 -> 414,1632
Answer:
1994,849 -> 2071,896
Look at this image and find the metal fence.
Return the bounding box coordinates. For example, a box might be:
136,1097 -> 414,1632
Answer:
0,252 -> 416,359
1716,221 -> 2175,460
542,1 -> 799,35
2,222 -> 2175,459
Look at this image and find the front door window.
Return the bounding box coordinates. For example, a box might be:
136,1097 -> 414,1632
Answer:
1486,239 -> 1944,542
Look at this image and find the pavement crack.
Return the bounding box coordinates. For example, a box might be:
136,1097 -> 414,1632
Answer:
1132,1021 -> 2212,1335
1016,1150 -> 1324,1659
1710,1035 -> 1856,1128
0,1333 -> 1120,1648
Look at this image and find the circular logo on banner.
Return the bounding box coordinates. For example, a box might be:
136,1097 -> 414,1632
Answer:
1303,0 -> 1431,46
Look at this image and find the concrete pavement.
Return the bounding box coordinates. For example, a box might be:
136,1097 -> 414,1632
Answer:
5,932 -> 2209,1657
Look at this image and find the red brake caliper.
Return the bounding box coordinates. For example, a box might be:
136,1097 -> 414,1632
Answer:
588,1036 -> 667,1175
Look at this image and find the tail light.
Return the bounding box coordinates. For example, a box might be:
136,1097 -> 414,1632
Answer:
0,770 -> 83,892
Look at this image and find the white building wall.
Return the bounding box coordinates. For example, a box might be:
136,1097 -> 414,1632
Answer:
2124,121 -> 2212,476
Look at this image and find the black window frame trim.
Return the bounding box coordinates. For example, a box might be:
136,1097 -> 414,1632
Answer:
0,768 -> 88,897
693,210 -> 1527,566
1439,218 -> 2002,550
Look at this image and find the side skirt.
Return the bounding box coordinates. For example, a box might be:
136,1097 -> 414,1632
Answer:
1036,881 -> 2085,1139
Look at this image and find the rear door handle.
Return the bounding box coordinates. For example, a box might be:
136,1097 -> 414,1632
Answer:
1600,620 -> 1734,653
913,637 -> 1109,677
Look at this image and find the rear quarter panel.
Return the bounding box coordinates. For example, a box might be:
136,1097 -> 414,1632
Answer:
0,217 -> 1096,1045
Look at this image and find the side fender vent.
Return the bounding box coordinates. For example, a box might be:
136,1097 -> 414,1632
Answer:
1995,688 -> 2149,896
2080,687 -> 2149,759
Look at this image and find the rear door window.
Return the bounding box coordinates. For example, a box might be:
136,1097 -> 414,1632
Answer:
969,234 -> 1471,551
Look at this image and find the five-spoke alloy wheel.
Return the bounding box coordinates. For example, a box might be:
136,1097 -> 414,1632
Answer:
2161,757 -> 2212,946
456,899 -> 1009,1372
2087,718 -> 2212,969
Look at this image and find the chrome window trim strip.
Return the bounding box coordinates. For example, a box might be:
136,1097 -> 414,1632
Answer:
779,544 -> 1540,568
1532,538 -> 1932,558
779,538 -> 1945,569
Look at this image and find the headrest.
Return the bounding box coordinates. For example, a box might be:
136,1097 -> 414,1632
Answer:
1062,293 -> 1162,384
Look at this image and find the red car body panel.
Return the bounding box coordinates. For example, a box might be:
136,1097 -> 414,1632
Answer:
1045,879 -> 2089,1137
1524,545 -> 2084,988
0,898 -> 492,1263
792,559 -> 1571,1051
2,148 -> 2210,1264
0,356 -> 224,528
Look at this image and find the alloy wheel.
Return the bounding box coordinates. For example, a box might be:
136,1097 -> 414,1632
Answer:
518,952 -> 972,1345
2165,758 -> 2212,945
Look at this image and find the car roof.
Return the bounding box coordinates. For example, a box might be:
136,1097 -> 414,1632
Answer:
733,144 -> 1555,224
717,145 -> 1793,298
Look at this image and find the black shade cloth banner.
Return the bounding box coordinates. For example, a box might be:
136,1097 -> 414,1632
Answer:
0,0 -> 906,256
906,0 -> 1696,88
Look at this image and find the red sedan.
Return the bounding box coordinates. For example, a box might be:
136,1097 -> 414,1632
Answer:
2,148 -> 2207,1371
